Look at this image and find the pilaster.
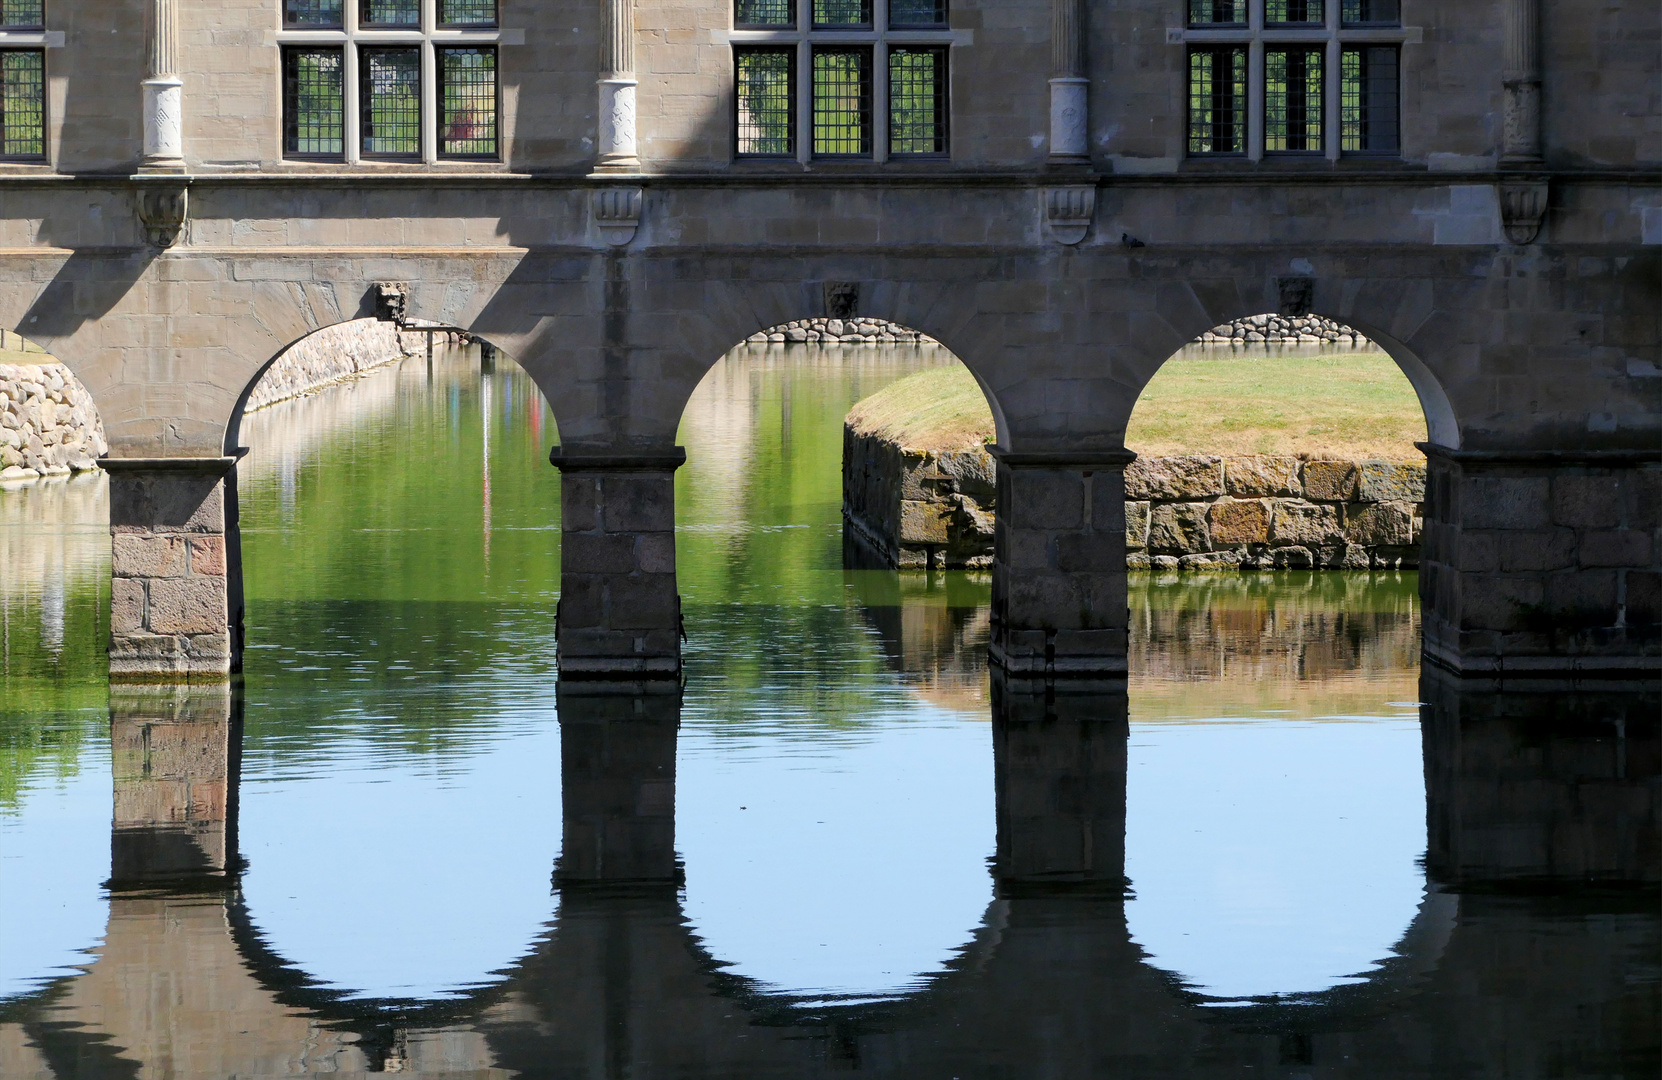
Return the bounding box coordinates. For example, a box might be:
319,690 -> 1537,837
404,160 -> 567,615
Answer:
1501,0 -> 1541,163
596,0 -> 640,172
141,0 -> 185,172
1048,0 -> 1088,162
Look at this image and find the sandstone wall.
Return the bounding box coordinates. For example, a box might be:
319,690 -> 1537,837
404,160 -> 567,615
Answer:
245,319 -> 439,412
843,433 -> 1426,572
0,358 -> 109,484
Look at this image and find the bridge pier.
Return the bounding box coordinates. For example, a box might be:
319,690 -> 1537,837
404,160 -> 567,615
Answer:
551,448 -> 685,680
988,451 -> 1133,677
1420,450 -> 1660,677
105,458 -> 241,681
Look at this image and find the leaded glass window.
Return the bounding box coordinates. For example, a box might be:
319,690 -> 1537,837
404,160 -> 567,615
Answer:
889,47 -> 946,155
360,47 -> 421,157
813,0 -> 871,29
1341,46 -> 1398,151
1341,0 -> 1398,24
0,2 -> 44,29
439,0 -> 497,25
283,47 -> 344,156
1187,47 -> 1245,155
1265,47 -> 1323,151
439,47 -> 497,157
1265,0 -> 1323,25
812,48 -> 871,155
0,50 -> 44,158
735,48 -> 794,155
1188,1 -> 1246,25
736,0 -> 794,28
361,0 -> 419,27
889,0 -> 947,28
284,0 -> 343,28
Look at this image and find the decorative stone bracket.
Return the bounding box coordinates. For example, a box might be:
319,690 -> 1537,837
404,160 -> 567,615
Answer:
1498,179 -> 1549,245
371,281 -> 410,324
1044,186 -> 1096,246
1277,276 -> 1315,317
592,186 -> 644,247
824,281 -> 860,319
136,182 -> 189,248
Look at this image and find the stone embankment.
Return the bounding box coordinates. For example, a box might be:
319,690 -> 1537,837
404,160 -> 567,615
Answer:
246,318 -> 444,411
1,347 -> 109,484
1197,314 -> 1372,346
844,429 -> 997,568
745,318 -> 939,346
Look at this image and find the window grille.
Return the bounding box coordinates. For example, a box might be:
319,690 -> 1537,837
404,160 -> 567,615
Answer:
1340,46 -> 1398,151
360,47 -> 421,157
284,0 -> 343,28
735,0 -> 795,28
1265,47 -> 1323,151
1187,47 -> 1245,154
439,0 -> 497,25
1188,1 -> 1246,25
283,47 -> 345,156
888,47 -> 946,155
0,49 -> 43,158
889,0 -> 947,28
438,47 -> 497,157
735,47 -> 795,155
813,0 -> 871,29
0,2 -> 44,29
812,48 -> 871,155
1341,0 -> 1398,24
1265,0 -> 1322,25
361,0 -> 420,27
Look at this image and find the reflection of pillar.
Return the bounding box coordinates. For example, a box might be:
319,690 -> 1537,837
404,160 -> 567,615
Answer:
555,682 -> 679,884
1421,669 -> 1659,886
1048,0 -> 1088,162
596,0 -> 639,171
992,671 -> 1128,890
141,0 -> 185,170
110,683 -> 241,887
1501,0 -> 1541,162
551,448 -> 685,679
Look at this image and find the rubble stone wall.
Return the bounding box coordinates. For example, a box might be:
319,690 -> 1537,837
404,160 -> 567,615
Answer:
754,315 -> 1368,348
246,318 -> 439,412
0,358 -> 109,484
843,430 -> 1426,572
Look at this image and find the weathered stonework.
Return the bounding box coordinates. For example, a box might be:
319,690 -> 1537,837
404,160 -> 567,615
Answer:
747,318 -> 941,347
843,427 -> 996,569
244,318 -> 437,412
0,360 -> 108,484
1196,314 -> 1375,347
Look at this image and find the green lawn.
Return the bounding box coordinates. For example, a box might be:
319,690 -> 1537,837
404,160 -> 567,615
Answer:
848,352 -> 1427,461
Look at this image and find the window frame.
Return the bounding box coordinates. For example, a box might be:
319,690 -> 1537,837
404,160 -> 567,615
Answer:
275,0 -> 507,164
0,46 -> 46,162
282,44 -> 347,160
729,0 -> 957,163
1175,0 -> 1409,163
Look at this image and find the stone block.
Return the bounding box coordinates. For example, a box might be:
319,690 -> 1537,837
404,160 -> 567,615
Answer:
1456,531 -> 1501,572
1460,574 -> 1546,633
1464,476 -> 1551,530
900,499 -> 951,544
111,577 -> 146,635
146,578 -> 228,636
1579,530 -> 1652,568
556,576 -> 607,628
187,536 -> 227,576
108,474 -> 226,534
1054,531 -> 1124,572
112,534 -> 189,578
1224,456 -> 1301,497
1344,501 -> 1417,547
1208,498 -> 1271,545
1124,501 -> 1149,550
564,532 -> 640,575
1626,571 -> 1661,627
1123,456 -> 1223,500
1008,471 -> 1083,530
1302,461 -> 1357,501
1147,502 -> 1210,555
1268,546 -> 1314,569
1545,571 -> 1619,625
1179,551 -> 1242,572
605,575 -> 680,630
1551,475 -> 1622,529
1271,499 -> 1344,547
561,476 -> 599,531
1357,461 -> 1426,503
634,532 -> 677,574
1495,528 -> 1578,572
600,474 -> 675,533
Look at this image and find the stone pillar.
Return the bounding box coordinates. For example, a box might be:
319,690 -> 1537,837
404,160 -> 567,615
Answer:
595,0 -> 639,172
1048,0 -> 1089,162
141,0 -> 185,170
106,458 -> 240,681
551,448 -> 684,679
1419,448 -> 1660,677
992,671 -> 1128,891
109,683 -> 241,887
555,682 -> 680,884
1421,668 -> 1659,886
1501,0 -> 1541,162
988,450 -> 1132,677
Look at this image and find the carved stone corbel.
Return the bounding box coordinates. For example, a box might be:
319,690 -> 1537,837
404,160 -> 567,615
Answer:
372,282 -> 410,323
1277,276 -> 1315,317
136,183 -> 189,248
592,187 -> 643,247
1044,186 -> 1096,246
1498,179 -> 1549,245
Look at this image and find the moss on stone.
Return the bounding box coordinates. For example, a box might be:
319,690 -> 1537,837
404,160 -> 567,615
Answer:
845,365 -> 995,451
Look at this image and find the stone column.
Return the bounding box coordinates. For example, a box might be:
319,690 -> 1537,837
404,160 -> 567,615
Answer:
106,458 -> 240,680
551,448 -> 684,679
992,670 -> 1128,891
109,683 -> 241,887
1421,668 -> 1658,885
141,0 -> 185,170
988,450 -> 1133,677
1418,448 -> 1660,677
1048,0 -> 1089,162
595,0 -> 640,172
555,682 -> 680,884
1501,0 -> 1541,162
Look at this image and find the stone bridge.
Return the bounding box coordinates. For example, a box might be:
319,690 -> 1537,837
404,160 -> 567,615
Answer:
0,673 -> 1654,1079
0,0 -> 1656,681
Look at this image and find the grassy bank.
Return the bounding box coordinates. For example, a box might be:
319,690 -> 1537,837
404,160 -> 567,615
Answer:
846,353 -> 1427,460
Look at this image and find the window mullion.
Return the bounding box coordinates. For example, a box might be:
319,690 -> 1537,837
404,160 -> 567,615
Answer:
1324,36 -> 1340,159
420,40 -> 438,161
795,0 -> 812,163
343,0 -> 362,163
873,39 -> 889,162
1246,38 -> 1264,161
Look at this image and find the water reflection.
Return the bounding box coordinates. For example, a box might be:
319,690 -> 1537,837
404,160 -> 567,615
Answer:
0,342 -> 1655,1076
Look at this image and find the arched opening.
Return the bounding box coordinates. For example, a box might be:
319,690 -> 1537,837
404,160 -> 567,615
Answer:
670,320 -> 999,1003
1119,313 -> 1436,1004
221,318 -> 565,1003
